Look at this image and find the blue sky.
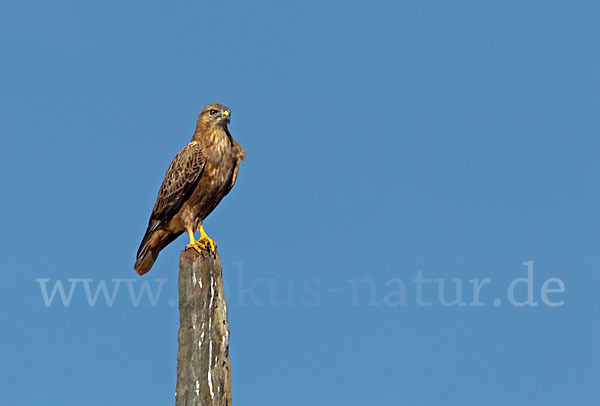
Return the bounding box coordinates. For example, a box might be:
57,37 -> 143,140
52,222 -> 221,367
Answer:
1,1 -> 598,404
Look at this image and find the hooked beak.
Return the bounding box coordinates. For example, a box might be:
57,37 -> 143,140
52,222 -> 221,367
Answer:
222,110 -> 230,123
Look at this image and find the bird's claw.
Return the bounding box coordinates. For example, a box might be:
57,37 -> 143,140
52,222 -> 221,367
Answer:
186,238 -> 217,256
199,236 -> 217,253
186,241 -> 205,254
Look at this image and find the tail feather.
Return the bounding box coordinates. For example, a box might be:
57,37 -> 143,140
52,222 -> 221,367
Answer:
134,237 -> 160,276
134,226 -> 182,275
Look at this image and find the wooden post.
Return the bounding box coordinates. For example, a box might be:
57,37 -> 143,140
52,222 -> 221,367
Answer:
176,249 -> 232,406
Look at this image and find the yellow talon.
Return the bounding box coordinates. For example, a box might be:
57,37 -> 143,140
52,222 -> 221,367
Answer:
186,229 -> 205,254
185,226 -> 217,253
198,225 -> 217,252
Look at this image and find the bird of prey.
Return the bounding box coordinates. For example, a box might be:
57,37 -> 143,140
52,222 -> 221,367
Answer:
134,104 -> 246,275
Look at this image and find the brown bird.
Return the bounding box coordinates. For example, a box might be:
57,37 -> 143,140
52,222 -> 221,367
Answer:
134,104 -> 246,275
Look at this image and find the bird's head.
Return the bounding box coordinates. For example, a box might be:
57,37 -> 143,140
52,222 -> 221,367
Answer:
197,103 -> 231,129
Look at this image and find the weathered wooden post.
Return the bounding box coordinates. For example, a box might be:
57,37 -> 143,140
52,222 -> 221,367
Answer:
175,249 -> 232,406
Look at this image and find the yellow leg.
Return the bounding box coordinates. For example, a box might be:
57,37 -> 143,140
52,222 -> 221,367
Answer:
185,229 -> 204,254
198,225 -> 217,252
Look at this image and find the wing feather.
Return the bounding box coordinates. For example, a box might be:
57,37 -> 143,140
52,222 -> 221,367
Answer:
136,142 -> 205,257
151,142 -> 205,221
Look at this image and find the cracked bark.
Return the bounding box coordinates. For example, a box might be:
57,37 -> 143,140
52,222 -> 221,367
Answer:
176,249 -> 231,406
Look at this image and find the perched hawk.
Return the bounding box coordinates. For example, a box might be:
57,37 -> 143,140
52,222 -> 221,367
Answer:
134,104 -> 246,275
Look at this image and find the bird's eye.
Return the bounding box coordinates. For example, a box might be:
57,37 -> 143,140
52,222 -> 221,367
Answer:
209,109 -> 219,116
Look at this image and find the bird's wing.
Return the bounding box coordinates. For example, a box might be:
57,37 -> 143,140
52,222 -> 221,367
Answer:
137,142 -> 205,255
151,142 -> 206,222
